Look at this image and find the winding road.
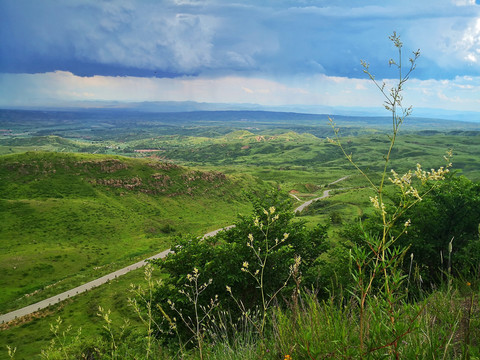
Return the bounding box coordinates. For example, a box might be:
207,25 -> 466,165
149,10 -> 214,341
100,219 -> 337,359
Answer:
293,176 -> 349,213
293,189 -> 332,213
0,178 -> 347,324
0,249 -> 172,324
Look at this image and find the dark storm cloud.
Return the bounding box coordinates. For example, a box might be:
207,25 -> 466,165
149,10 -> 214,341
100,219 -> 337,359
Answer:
2,0 -> 480,82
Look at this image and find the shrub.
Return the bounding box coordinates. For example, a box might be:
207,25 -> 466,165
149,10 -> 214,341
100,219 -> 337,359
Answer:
150,190 -> 329,343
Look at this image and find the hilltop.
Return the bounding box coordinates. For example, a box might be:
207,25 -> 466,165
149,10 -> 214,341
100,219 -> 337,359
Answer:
0,151 -> 270,314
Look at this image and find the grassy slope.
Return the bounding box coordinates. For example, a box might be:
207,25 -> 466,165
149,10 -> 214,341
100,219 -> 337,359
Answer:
0,267 -> 152,360
0,151 -> 269,314
2,129 -> 479,182
2,127 -> 480,358
3,131 -> 477,239
151,131 -> 480,193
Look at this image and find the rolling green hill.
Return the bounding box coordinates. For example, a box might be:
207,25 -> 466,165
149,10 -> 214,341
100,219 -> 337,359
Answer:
0,151 -> 270,313
2,110 -> 480,359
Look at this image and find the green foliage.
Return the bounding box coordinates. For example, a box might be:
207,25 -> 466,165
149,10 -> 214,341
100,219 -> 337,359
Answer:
0,151 -> 267,313
397,174 -> 480,282
150,191 -> 329,343
5,34 -> 480,360
304,238 -> 353,298
344,174 -> 480,286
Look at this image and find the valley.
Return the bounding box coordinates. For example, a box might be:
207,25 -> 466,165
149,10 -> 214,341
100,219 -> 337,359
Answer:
1,109 -> 480,358
0,151 -> 269,314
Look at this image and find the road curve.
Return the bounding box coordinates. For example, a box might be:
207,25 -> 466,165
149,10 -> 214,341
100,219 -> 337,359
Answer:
293,175 -> 349,213
294,189 -> 332,213
0,227 -> 233,324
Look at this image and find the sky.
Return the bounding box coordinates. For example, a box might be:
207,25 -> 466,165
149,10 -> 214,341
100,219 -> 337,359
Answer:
1,0 -> 480,119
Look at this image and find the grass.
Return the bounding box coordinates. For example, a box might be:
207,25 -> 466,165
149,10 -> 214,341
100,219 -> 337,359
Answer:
2,111 -> 480,358
3,121 -> 480,186
0,267 -> 153,360
0,152 -> 268,313
1,158 -> 478,358
3,269 -> 477,359
265,286 -> 480,359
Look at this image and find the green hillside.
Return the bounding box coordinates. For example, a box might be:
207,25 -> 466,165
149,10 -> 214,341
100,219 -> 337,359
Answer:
4,130 -> 480,189
0,151 -> 269,313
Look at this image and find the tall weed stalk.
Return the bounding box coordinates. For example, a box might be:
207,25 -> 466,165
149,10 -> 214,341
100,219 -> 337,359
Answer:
328,32 -> 451,358
167,267 -> 219,360
128,264 -> 165,359
226,207 -> 300,337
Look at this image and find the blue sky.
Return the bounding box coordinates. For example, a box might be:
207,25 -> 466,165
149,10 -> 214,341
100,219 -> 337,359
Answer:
1,0 -> 480,118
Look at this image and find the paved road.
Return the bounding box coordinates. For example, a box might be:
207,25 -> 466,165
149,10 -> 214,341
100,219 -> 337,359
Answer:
294,189 -> 332,213
1,176 -> 348,324
201,225 -> 235,239
293,176 -> 349,213
0,227 -> 233,324
328,176 -> 349,185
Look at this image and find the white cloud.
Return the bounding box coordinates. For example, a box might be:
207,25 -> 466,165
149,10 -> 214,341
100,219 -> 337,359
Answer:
458,18 -> 480,63
5,0 -> 220,73
404,76 -> 480,110
452,0 -> 476,5
4,0 -> 480,81
2,71 -> 478,114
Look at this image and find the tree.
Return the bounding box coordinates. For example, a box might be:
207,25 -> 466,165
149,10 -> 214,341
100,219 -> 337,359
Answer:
343,174 -> 480,285
150,190 -> 328,343
397,174 -> 480,281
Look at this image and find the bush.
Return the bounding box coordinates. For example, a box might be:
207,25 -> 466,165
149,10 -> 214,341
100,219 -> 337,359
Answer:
344,174 -> 480,285
150,190 -> 329,343
398,174 -> 480,282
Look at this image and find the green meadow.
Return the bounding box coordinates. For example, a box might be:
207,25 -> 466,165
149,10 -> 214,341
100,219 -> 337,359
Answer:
1,268 -> 151,360
0,151 -> 269,314
1,109 -> 480,358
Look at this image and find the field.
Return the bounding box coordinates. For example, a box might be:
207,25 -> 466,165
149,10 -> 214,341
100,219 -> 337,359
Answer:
1,109 -> 480,358
0,151 -> 269,314
1,268 -> 152,359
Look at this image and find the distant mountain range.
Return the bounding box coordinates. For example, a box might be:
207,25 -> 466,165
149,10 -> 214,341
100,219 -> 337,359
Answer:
1,108 -> 480,134
2,100 -> 480,123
